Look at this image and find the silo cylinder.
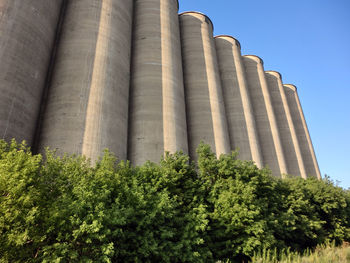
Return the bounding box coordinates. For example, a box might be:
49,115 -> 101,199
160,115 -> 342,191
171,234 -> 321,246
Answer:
0,0 -> 63,145
242,55 -> 287,177
265,71 -> 307,178
38,0 -> 134,163
128,0 -> 188,165
179,12 -> 231,160
215,36 -> 263,167
284,84 -> 321,179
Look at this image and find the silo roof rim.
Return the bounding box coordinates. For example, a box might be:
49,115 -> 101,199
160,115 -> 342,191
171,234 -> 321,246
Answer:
265,70 -> 282,79
179,11 -> 214,31
243,54 -> 264,65
284,84 -> 298,90
214,35 -> 241,50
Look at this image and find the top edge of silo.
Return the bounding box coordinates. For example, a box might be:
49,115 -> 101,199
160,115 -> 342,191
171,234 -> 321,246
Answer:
179,11 -> 214,31
265,70 -> 283,80
243,54 -> 264,65
214,35 -> 241,50
284,84 -> 298,91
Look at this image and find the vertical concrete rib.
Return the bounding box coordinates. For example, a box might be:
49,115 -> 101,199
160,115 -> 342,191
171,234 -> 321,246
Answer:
0,0 -> 63,145
179,12 -> 231,160
284,84 -> 321,179
128,0 -> 187,165
38,0 -> 133,163
265,71 -> 307,178
242,56 -> 287,177
215,36 -> 263,167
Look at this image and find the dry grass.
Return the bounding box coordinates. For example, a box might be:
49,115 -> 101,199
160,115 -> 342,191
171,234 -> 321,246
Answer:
252,242 -> 350,263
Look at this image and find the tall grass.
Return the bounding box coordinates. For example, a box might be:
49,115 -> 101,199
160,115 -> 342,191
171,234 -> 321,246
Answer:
251,242 -> 350,263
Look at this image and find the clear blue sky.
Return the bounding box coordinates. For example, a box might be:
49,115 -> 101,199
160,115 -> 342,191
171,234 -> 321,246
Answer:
179,0 -> 350,189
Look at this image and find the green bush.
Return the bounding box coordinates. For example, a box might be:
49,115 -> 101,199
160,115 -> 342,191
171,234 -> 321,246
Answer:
0,140 -> 349,262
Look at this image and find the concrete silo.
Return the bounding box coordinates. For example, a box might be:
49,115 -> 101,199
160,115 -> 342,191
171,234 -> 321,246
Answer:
215,36 -> 263,167
128,0 -> 188,165
0,0 -> 63,145
242,56 -> 287,177
179,12 -> 231,160
38,0 -> 134,163
284,84 -> 321,179
265,71 -> 307,178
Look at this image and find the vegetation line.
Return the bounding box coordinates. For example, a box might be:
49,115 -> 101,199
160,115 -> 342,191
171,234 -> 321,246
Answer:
1,139 -> 349,262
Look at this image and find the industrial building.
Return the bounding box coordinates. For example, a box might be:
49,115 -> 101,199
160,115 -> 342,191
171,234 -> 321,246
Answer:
0,0 -> 321,178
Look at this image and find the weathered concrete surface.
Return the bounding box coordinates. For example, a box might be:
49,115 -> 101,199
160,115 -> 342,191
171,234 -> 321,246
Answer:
265,71 -> 307,178
128,0 -> 188,165
242,56 -> 287,177
215,36 -> 263,167
38,0 -> 133,163
0,0 -> 321,176
265,72 -> 307,178
0,0 -> 63,145
180,12 -> 231,160
284,84 -> 321,179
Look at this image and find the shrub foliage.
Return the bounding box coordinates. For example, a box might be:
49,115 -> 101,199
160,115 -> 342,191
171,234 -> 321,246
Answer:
0,140 -> 349,262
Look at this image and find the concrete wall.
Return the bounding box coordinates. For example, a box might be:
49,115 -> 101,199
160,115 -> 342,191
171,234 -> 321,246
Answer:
215,36 -> 263,167
284,84 -> 321,179
38,0 -> 133,163
0,1 -> 320,175
179,12 -> 231,160
0,0 -> 63,145
128,0 -> 188,165
242,56 -> 287,177
265,71 -> 307,178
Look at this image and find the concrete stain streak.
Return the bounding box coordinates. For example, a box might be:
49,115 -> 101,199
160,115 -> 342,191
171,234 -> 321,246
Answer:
161,0 -> 177,154
258,66 -> 287,175
274,74 -> 307,178
81,0 -> 112,160
201,22 -> 230,157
